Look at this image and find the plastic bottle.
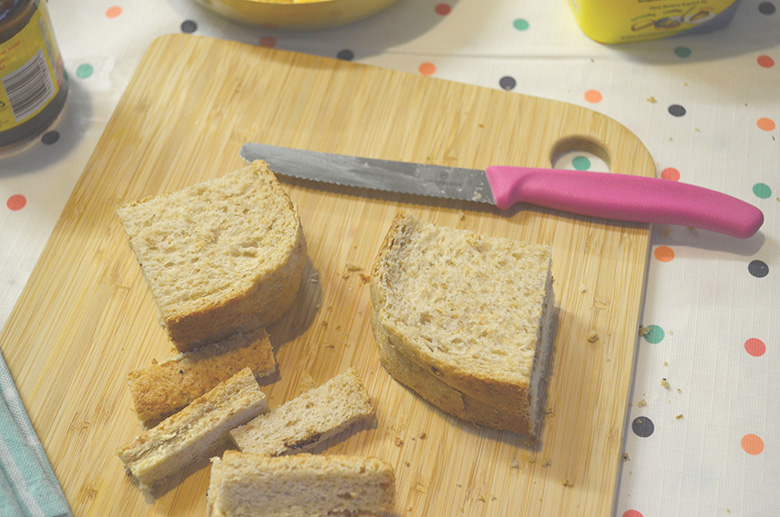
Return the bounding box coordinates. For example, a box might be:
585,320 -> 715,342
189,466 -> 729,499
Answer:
568,0 -> 742,44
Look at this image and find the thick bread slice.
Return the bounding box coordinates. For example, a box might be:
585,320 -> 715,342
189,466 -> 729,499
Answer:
207,451 -> 395,517
117,160 -> 306,352
117,368 -> 268,490
128,327 -> 276,425
230,368 -> 374,455
369,210 -> 555,438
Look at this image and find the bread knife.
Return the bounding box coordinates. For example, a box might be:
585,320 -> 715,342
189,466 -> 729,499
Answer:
240,142 -> 763,239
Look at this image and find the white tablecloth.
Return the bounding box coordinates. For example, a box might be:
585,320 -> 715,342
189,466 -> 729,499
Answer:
1,0 -> 778,515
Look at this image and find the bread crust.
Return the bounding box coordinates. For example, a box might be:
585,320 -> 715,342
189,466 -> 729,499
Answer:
230,368 -> 375,456
117,368 -> 269,490
128,327 -> 276,425
208,451 -> 395,516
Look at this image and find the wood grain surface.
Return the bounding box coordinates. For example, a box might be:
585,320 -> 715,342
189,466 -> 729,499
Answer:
0,34 -> 655,516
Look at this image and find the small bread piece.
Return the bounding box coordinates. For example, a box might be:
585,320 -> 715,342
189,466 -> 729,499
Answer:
117,368 -> 268,490
370,210 -> 555,438
128,327 -> 276,425
117,160 -> 306,352
230,368 -> 374,455
207,451 -> 395,517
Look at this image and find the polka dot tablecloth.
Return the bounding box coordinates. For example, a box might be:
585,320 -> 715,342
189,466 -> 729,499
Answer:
1,0 -> 779,515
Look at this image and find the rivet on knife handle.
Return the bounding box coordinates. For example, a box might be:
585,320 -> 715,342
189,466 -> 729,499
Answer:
484,166 -> 764,239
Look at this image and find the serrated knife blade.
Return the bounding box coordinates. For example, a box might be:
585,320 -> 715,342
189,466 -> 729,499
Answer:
240,142 -> 763,239
241,142 -> 496,205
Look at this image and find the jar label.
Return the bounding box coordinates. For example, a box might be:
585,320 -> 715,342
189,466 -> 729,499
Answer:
569,0 -> 740,44
0,2 -> 65,131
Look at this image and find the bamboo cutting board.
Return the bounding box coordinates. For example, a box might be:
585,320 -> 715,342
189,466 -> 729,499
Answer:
1,34 -> 655,516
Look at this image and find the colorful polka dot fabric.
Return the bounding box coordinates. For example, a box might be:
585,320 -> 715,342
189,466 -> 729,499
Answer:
1,0 -> 778,515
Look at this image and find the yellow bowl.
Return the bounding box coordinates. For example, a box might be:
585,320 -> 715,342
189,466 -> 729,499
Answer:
193,0 -> 401,30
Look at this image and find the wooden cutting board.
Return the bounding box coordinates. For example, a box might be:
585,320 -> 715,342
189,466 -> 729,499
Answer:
1,34 -> 655,516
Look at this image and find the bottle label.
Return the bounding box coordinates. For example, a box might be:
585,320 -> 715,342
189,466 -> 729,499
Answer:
569,0 -> 740,44
0,2 -> 65,131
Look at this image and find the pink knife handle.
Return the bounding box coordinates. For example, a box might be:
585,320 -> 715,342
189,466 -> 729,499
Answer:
484,166 -> 764,239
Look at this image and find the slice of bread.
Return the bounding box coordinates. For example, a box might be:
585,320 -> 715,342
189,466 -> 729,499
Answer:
127,327 -> 276,426
207,451 -> 395,517
117,160 -> 306,352
230,368 -> 374,456
369,210 -> 555,438
117,368 -> 268,490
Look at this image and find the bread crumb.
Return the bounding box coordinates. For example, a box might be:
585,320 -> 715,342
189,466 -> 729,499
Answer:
394,437 -> 404,447
663,361 -> 669,366
623,453 -> 630,461
647,96 -> 657,103
528,456 -> 536,464
587,331 -> 599,343
359,273 -> 370,283
675,414 -> 684,420
638,326 -> 649,336
660,378 -> 671,389
542,458 -> 552,468
404,460 -> 411,467
544,407 -> 554,416
456,482 -> 462,488
417,431 -> 427,440
563,480 -> 574,488
677,388 -> 682,393
478,495 -> 486,502
637,398 -> 647,407
345,262 -> 363,272
458,211 -> 466,220
578,284 -> 587,293
510,458 -> 520,469
150,358 -> 158,365
298,372 -> 317,392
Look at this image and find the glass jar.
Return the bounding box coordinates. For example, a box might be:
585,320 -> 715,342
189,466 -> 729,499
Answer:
0,0 -> 68,150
